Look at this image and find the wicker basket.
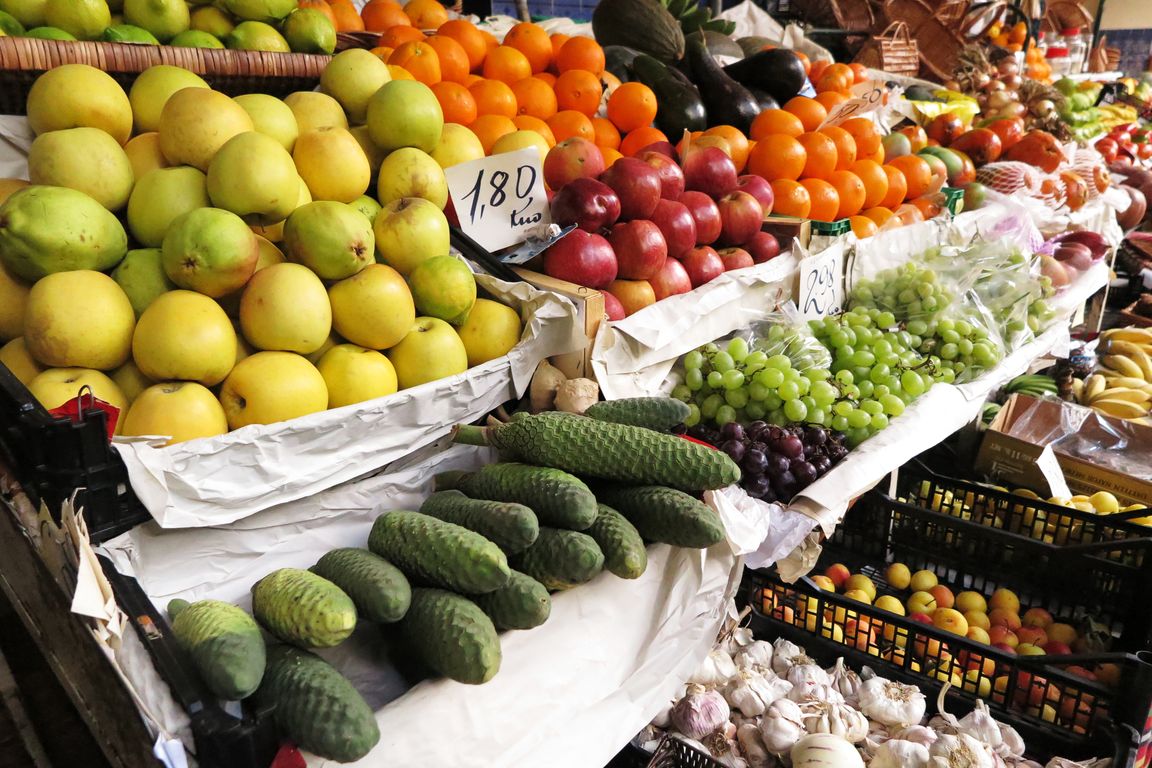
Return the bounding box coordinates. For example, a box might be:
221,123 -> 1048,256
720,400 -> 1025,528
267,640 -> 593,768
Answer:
1043,0 -> 1093,35
853,21 -> 920,77
792,0 -> 876,32
335,31 -> 381,51
0,37 -> 329,115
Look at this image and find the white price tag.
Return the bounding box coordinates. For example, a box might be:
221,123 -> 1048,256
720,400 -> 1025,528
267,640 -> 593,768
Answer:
1036,444 -> 1073,500
797,247 -> 844,321
444,147 -> 550,252
820,80 -> 887,128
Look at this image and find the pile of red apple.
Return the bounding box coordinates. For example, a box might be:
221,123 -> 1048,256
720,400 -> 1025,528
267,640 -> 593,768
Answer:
539,137 -> 782,319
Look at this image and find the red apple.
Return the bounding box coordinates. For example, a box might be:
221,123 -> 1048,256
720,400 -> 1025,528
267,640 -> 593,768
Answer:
736,174 -> 775,214
444,196 -> 460,227
605,278 -> 656,316
608,220 -> 668,280
988,625 -> 1019,647
639,141 -> 677,159
549,178 -> 621,233
746,231 -> 781,263
640,150 -> 687,200
992,642 -> 1017,655
717,246 -> 754,271
679,191 -> 722,244
682,146 -> 738,198
601,289 -> 625,321
544,137 -> 606,190
649,257 -> 692,299
680,246 -> 724,287
598,158 -> 662,220
716,190 -> 764,246
1042,641 -> 1073,655
649,199 -> 697,259
542,229 -> 618,288
1064,665 -> 1097,680
823,563 -> 851,588
909,612 -> 934,625
1022,607 -> 1054,629
1015,626 -> 1048,647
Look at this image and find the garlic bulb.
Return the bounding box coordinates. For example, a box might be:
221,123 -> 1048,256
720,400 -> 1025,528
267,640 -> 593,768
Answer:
760,698 -> 805,754
691,649 -> 739,688
858,677 -> 927,727
929,732 -> 996,768
827,657 -> 861,704
737,723 -> 774,768
893,725 -> 939,747
996,722 -> 1026,758
724,669 -> 793,717
720,626 -> 755,656
872,739 -> 931,768
735,640 -> 774,672
771,638 -> 806,676
671,684 -> 731,740
786,663 -> 833,700
787,682 -> 845,705
956,701 -> 1002,751
791,733 -> 865,767
799,698 -> 870,743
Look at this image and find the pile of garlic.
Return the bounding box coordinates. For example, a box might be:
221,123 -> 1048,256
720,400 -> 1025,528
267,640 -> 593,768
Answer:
634,631 -> 1113,768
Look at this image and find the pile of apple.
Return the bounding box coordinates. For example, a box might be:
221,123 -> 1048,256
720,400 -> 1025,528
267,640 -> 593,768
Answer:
538,138 -> 782,319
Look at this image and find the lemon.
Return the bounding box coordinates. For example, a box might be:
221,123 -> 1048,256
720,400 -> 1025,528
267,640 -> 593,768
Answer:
0,10 -> 24,34
220,0 -> 295,22
101,23 -> 159,44
23,24 -> 73,39
0,0 -> 45,28
1089,491 -> 1120,514
122,0 -> 188,41
43,0 -> 110,40
226,20 -> 289,52
281,7 -> 335,54
189,5 -> 231,37
169,29 -> 222,48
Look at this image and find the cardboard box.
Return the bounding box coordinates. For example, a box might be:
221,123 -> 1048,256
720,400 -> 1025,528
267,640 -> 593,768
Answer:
513,267 -> 604,380
761,215 -> 812,254
974,393 -> 1152,506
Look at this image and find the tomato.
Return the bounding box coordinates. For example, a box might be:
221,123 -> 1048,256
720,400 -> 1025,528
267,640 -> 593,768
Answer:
1095,137 -> 1119,163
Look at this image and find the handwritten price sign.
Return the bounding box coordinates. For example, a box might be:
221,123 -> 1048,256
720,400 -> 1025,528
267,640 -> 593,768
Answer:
444,147 -> 551,253
797,246 -> 844,321
820,80 -> 887,128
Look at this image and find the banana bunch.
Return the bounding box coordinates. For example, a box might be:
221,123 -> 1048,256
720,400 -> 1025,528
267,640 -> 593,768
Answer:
1099,102 -> 1140,129
660,0 -> 736,36
1004,373 -> 1059,398
1075,327 -> 1152,422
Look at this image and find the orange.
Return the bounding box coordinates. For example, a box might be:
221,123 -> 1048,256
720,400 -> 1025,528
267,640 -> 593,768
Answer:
592,116 -> 621,150
602,146 -> 624,167
403,0 -> 448,29
437,19 -> 488,71
704,125 -> 750,172
770,179 -> 811,218
513,115 -> 556,147
841,117 -> 881,157
607,81 -> 658,133
601,70 -> 621,98
431,81 -> 477,125
826,63 -> 855,84
848,215 -> 878,238
300,0 -> 338,28
879,165 -> 908,209
818,125 -> 856,170
463,73 -> 483,86
887,155 -> 932,199
809,60 -> 829,82
329,0 -> 365,31
849,63 -> 868,83
827,170 -> 865,218
898,125 -> 928,152
795,51 -> 811,76
425,35 -> 469,83
480,30 -> 499,51
619,125 -> 668,157
510,77 -> 557,120
470,114 -> 517,154
469,79 -> 517,118
369,45 -> 394,61
746,134 -> 806,181
549,33 -> 570,62
801,178 -> 840,222
389,41 -> 441,85
796,132 -> 837,180
379,25 -> 424,48
816,71 -> 850,94
387,65 -> 415,80
547,110 -> 595,143
750,109 -> 804,140
783,96 -> 827,132
483,46 -> 532,84
862,207 -> 895,226
360,0 -> 407,31
554,69 -> 603,116
535,71 -> 557,87
556,37 -> 605,74
850,159 -> 888,209
503,22 -> 552,74
815,91 -> 847,112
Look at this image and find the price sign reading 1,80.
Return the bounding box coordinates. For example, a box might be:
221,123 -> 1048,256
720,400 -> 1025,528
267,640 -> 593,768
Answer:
445,147 -> 551,253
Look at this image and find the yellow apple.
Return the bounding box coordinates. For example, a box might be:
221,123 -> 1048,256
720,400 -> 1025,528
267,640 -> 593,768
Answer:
909,569 -> 939,592
386,317 -> 468,389
810,575 -> 835,592
319,49 -> 391,125
0,337 -> 45,384
885,562 -> 911,590
158,88 -> 254,171
133,290 -> 237,385
294,127 -> 371,203
491,130 -> 549,160
0,262 -> 30,341
218,351 -> 328,429
28,368 -> 127,415
127,166 -> 211,248
932,607 -> 969,635
955,590 -> 988,614
305,331 -> 342,365
874,595 -> 905,616
283,91 -> 348,134
121,382 -> 229,445
376,147 -> 448,208
966,626 -> 991,644
373,197 -> 451,276
989,587 -> 1020,614
431,123 -> 485,169
317,344 -> 398,408
24,270 -> 135,370
327,264 -> 415,350
239,263 -> 332,354
906,591 -> 937,615
208,131 -> 301,226
1047,622 -> 1077,646
123,133 -> 170,179
965,610 -> 991,630
233,93 -> 300,152
111,360 -> 152,405
28,127 -> 135,211
844,574 -> 876,601
843,588 -> 872,604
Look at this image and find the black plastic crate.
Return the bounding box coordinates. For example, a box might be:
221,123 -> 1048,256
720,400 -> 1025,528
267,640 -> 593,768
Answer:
609,738 -> 725,768
0,364 -> 149,543
869,464 -> 1152,647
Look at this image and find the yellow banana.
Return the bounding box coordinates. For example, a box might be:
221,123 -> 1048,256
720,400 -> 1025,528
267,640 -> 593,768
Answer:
1084,373 -> 1107,402
1132,348 -> 1152,381
1071,378 -> 1084,401
1101,375 -> 1152,392
1091,398 -> 1150,419
1090,387 -> 1152,405
1102,339 -> 1148,357
1102,327 -> 1152,343
1101,354 -> 1145,379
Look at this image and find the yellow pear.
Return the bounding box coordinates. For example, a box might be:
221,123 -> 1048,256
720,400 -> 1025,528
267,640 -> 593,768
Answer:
26,64 -> 133,144
233,93 -> 299,152
283,91 -> 348,134
0,262 -> 30,341
123,133 -> 171,179
128,65 -> 209,133
319,49 -> 391,124
157,88 -> 254,171
293,127 -> 370,203
24,270 -> 135,370
0,338 -> 46,385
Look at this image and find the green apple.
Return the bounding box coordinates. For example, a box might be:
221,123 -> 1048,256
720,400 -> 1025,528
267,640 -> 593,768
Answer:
376,147 -> 447,208
127,166 -> 211,248
219,351 -> 328,429
133,290 -> 237,385
25,270 -> 135,370
28,367 -> 127,415
367,79 -> 443,153
0,338 -> 45,385
128,65 -> 209,134
387,317 -> 468,389
372,197 -> 450,276
406,254 -> 476,324
162,207 -> 260,297
121,382 -> 228,445
317,344 -> 398,408
208,131 -> 301,226
111,360 -> 152,405
283,201 -> 375,280
113,248 -> 175,317
233,93 -> 299,152
239,262 -> 332,354
455,298 -> 522,366
327,263 -> 415,350
319,48 -> 391,124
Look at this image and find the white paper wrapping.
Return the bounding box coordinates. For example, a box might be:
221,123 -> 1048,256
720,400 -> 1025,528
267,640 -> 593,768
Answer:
100,442 -> 742,768
112,274 -> 582,530
0,115 -> 32,178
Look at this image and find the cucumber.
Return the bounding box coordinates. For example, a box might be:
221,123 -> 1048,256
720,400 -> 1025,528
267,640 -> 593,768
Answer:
597,486 -> 725,548
311,548 -> 411,624
400,589 -> 502,684
435,462 -> 598,531
419,490 -> 539,555
168,599 -> 265,700
368,510 -> 510,594
511,527 -> 605,590
251,569 -> 357,649
472,570 -> 551,631
587,504 -> 648,579
584,397 -> 691,431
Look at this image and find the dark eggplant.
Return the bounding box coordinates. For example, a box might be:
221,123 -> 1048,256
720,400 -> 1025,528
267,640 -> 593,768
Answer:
684,33 -> 760,134
747,87 -> 780,112
723,47 -> 807,104
604,45 -> 642,83
630,54 -> 709,137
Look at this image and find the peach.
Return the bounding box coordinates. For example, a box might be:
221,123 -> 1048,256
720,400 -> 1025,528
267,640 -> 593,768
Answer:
929,585 -> 955,610
932,607 -> 969,636
989,587 -> 1020,613
824,563 -> 851,589
966,626 -> 991,644
988,625 -> 1019,647
885,562 -> 911,589
845,574 -> 877,601
906,591 -> 938,615
810,574 -> 836,592
964,668 -> 993,697
954,590 -> 988,614
844,588 -> 873,604
988,608 -> 1022,630
1022,607 -> 1054,628
910,569 -> 939,592
1016,626 -> 1049,647
875,595 -> 905,616
1047,622 -> 1078,646
965,610 -> 991,630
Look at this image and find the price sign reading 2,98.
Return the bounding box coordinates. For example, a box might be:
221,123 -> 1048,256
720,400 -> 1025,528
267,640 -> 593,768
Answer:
444,147 -> 551,253
798,247 -> 844,321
